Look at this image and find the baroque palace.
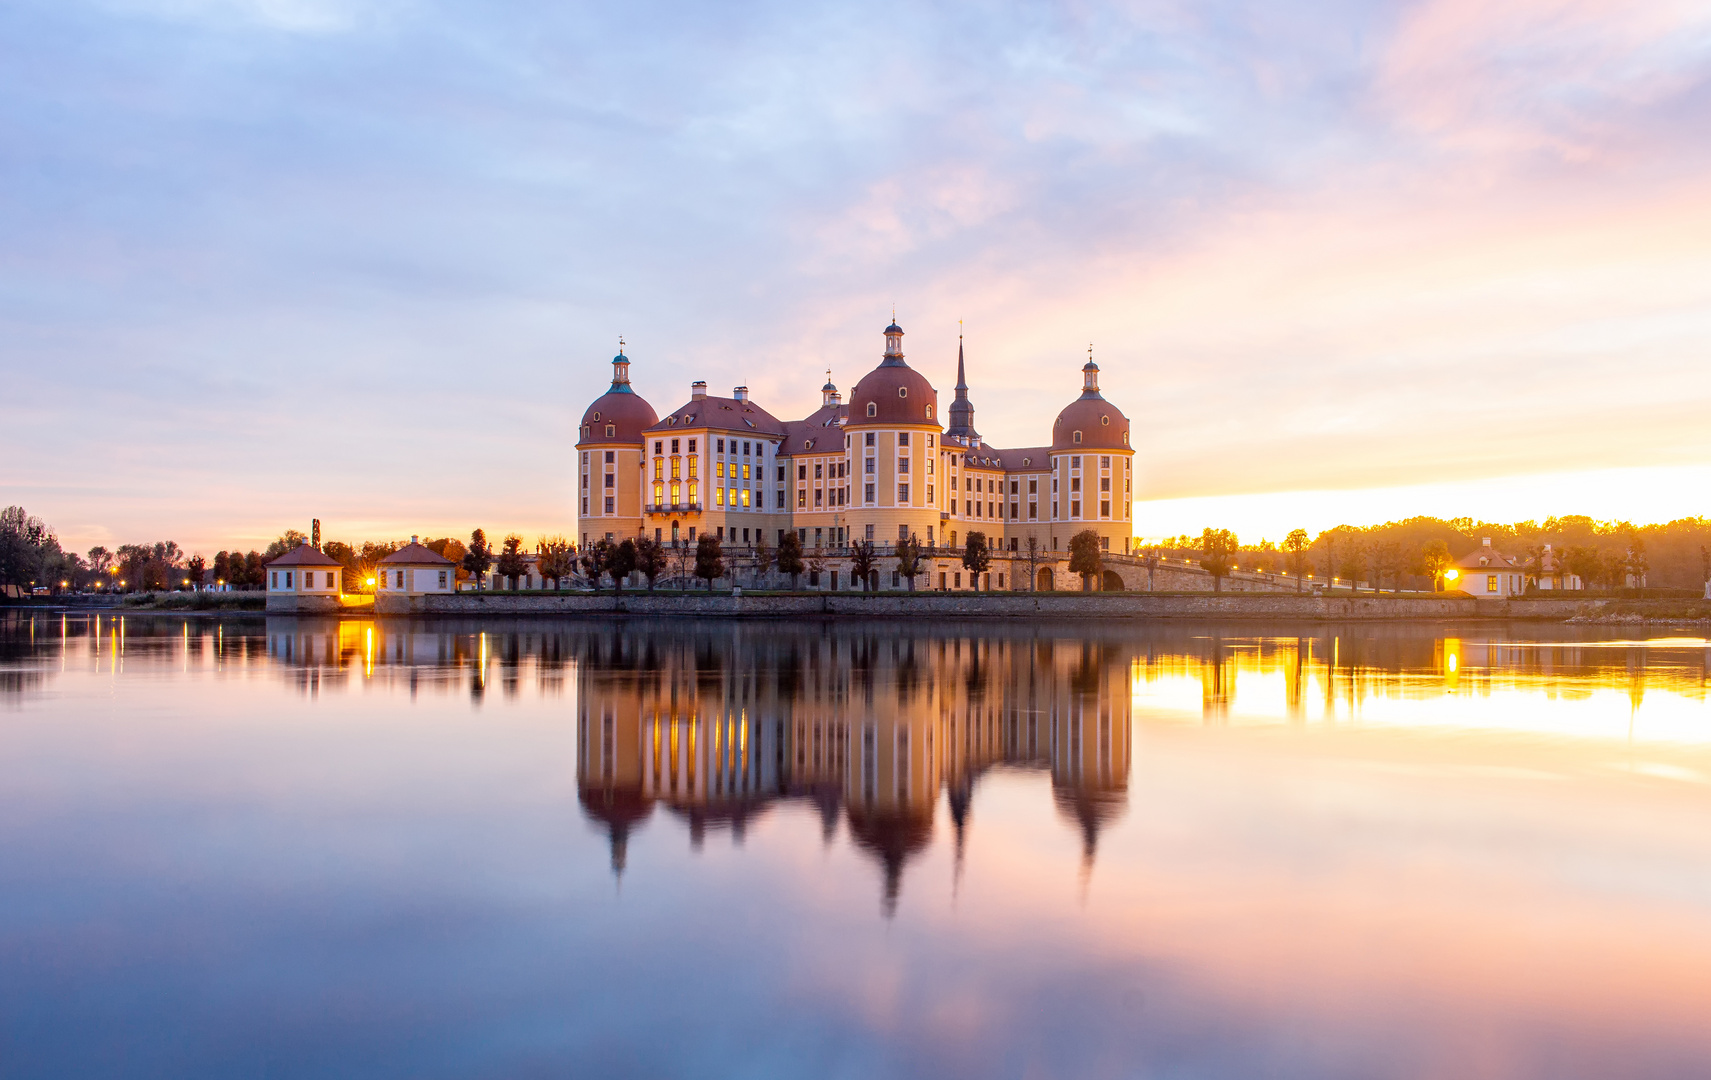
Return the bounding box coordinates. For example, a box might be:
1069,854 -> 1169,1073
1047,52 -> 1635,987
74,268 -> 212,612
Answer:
577,320 -> 1134,590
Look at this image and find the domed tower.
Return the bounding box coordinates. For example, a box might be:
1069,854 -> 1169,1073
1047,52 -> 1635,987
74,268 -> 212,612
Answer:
844,320 -> 944,554
1048,353 -> 1134,558
576,344 -> 658,550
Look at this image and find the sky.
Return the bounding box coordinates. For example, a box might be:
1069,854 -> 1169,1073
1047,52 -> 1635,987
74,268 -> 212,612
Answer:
4,0 -> 1711,555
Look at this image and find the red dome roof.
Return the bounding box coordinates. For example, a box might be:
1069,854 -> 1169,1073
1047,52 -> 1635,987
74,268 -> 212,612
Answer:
848,362 -> 939,427
1052,392 -> 1129,451
578,389 -> 658,446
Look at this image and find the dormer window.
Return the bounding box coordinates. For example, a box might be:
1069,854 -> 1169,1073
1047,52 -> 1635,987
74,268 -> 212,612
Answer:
1073,431 -> 1082,444
866,402 -> 877,417
925,405 -> 933,419
592,411 -> 601,421
1101,415 -> 1110,426
898,387 -> 908,398
606,424 -> 616,438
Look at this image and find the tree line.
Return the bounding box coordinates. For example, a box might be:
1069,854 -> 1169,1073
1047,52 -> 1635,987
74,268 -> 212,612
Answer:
1146,515 -> 1711,593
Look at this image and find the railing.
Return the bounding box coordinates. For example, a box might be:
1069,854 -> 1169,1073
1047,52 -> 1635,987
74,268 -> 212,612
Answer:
644,501 -> 702,513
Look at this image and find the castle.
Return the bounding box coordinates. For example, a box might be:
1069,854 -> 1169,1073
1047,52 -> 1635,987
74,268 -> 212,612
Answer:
576,321 -> 1135,590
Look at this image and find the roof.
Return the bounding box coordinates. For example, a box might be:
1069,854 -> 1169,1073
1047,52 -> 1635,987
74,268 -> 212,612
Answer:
644,395 -> 788,438
1455,546 -> 1519,570
1053,392 -> 1131,451
265,545 -> 342,567
579,389 -> 659,446
847,358 -> 940,428
779,403 -> 849,455
380,541 -> 456,566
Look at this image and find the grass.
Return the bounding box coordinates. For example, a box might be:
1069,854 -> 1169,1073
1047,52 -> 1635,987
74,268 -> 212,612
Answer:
120,592 -> 266,611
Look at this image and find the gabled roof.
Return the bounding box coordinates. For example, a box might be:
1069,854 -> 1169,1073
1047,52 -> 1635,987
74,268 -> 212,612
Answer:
380,541 -> 455,566
1455,545 -> 1519,570
265,545 -> 342,567
644,395 -> 788,438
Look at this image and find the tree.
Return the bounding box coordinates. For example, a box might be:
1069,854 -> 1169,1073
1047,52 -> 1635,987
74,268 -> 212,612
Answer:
185,554 -> 207,591
1420,539 -> 1451,592
495,533 -> 528,589
264,529 -> 309,560
1024,535 -> 1045,592
87,546 -> 113,575
425,537 -> 469,586
635,536 -> 668,591
695,534 -> 724,591
849,540 -> 878,591
807,545 -> 828,588
748,535 -> 773,587
463,529 -> 493,590
962,531 -> 992,589
1625,536 -> 1649,589
894,534 -> 923,591
609,538 -> 639,591
1065,529 -> 1102,591
536,536 -> 574,589
777,531 -> 806,589
580,538 -> 612,590
1284,529 -> 1310,592
1198,528 -> 1237,593
672,538 -> 695,589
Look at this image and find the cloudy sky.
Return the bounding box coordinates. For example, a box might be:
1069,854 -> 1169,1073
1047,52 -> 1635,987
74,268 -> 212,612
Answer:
6,0 -> 1711,553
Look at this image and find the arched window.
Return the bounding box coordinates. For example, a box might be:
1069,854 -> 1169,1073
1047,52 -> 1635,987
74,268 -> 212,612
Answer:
1073,430 -> 1082,444
866,402 -> 877,417
925,404 -> 933,419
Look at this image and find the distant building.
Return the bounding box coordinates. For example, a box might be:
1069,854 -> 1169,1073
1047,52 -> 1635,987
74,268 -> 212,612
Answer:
1453,537 -> 1526,598
377,537 -> 457,596
264,545 -> 343,613
574,322 -> 1136,590
1528,544 -> 1583,591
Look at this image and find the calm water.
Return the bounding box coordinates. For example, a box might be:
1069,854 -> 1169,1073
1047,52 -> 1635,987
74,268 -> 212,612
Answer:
4,613 -> 1711,1079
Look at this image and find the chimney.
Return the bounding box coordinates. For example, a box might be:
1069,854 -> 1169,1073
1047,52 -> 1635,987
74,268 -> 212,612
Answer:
691,381 -> 707,400
1482,537 -> 1491,547
733,386 -> 749,402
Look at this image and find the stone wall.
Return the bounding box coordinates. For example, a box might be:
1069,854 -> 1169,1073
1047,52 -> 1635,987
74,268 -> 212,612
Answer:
265,593 -> 343,614
377,589 -> 1489,620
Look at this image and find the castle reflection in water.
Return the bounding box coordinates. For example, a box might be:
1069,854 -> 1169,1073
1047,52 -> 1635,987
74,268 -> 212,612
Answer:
15,611 -> 1710,915
257,615 -> 1132,913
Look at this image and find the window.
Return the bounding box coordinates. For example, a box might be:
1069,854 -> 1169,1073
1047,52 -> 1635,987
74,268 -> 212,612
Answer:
270,571 -> 278,588
1010,480 -> 1018,494
1101,456 -> 1110,468
1101,500 -> 1111,516
898,484 -> 909,502
1072,500 -> 1081,517
604,496 -> 614,513
799,490 -> 807,507
1487,574 -> 1498,593
605,451 -> 615,463
742,464 -> 751,480
866,402 -> 877,417
744,441 -> 751,455
1029,479 -> 1037,494
865,525 -> 875,540
865,458 -> 876,474
606,424 -> 615,438
776,466 -> 785,481
671,439 -> 680,454
654,441 -> 663,454
654,483 -> 664,503
927,485 -> 934,501
865,432 -> 875,446
1072,430 -> 1081,443
898,457 -> 910,474
1101,416 -> 1110,426
928,435 -> 934,447
925,405 -> 933,418
741,489 -> 750,507
653,460 -> 662,480
1071,477 -> 1080,492
898,386 -> 908,398
395,570 -> 403,588
581,498 -> 588,514
688,440 -> 697,453
899,432 -> 909,446
801,464 -> 809,480
605,473 -> 615,489
717,439 -> 725,453
688,457 -> 698,477
438,571 -> 447,588
865,483 -> 875,502
717,461 -> 725,478
1029,503 -> 1037,519
898,525 -> 909,541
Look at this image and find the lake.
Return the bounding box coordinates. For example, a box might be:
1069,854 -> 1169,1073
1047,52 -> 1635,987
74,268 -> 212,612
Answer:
3,612 -> 1711,1079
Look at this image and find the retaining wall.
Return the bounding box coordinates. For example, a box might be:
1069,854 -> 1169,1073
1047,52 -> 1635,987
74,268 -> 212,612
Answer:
375,590 -> 1499,620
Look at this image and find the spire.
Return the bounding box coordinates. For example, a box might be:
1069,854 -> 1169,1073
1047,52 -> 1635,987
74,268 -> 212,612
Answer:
945,326 -> 978,441
881,318 -> 906,366
1080,343 -> 1101,398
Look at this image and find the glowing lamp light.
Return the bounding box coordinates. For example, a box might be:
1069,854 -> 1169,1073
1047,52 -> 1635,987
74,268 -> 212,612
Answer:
1445,568 -> 1460,581
1447,654 -> 1459,673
